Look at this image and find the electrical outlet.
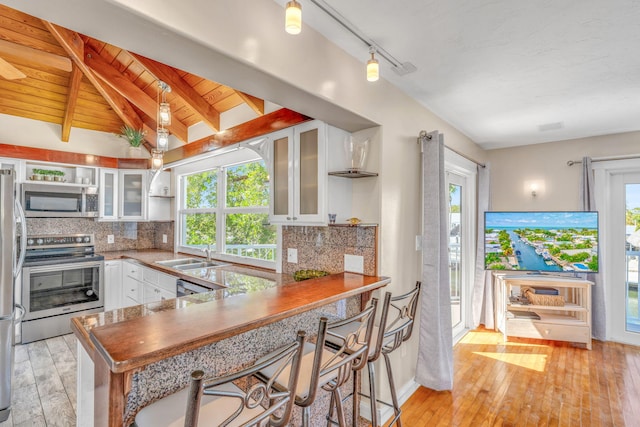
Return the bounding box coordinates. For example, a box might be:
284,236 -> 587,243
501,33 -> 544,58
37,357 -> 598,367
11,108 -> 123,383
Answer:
415,235 -> 423,251
287,248 -> 298,263
162,234 -> 168,244
344,254 -> 364,273
107,235 -> 114,244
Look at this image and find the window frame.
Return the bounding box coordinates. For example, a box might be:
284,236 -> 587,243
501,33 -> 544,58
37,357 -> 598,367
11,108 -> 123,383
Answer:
176,153 -> 276,269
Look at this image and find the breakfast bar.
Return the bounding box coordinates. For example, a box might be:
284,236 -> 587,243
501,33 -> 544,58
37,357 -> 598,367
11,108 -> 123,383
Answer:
72,271 -> 390,426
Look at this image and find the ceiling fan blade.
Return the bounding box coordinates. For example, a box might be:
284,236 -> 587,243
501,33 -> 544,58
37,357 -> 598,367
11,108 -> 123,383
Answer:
0,57 -> 26,80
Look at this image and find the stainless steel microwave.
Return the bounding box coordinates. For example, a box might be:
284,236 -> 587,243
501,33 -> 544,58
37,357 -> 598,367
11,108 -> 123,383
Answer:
21,183 -> 98,217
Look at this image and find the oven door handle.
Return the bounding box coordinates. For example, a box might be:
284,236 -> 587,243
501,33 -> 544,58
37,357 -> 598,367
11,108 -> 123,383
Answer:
25,260 -> 104,274
14,199 -> 27,278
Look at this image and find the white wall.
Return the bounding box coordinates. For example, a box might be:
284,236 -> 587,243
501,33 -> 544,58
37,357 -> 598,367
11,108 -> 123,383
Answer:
4,0 -> 486,403
488,131 -> 640,210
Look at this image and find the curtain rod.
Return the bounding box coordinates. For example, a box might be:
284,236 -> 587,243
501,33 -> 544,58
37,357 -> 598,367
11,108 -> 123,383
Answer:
567,154 -> 640,166
417,130 -> 486,168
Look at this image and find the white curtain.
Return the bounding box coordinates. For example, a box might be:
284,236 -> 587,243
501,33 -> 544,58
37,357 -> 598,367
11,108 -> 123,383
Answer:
580,156 -> 606,340
415,130 -> 453,391
471,164 -> 493,328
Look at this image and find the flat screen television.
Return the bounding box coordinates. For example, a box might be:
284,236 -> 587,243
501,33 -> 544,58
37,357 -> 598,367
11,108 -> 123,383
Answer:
484,211 -> 598,273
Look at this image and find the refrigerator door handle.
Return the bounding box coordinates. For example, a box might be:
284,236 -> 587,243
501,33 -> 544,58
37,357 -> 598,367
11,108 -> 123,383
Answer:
14,304 -> 25,324
14,199 -> 26,278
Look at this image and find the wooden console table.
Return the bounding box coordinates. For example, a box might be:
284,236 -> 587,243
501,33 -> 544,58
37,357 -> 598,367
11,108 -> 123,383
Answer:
494,273 -> 593,349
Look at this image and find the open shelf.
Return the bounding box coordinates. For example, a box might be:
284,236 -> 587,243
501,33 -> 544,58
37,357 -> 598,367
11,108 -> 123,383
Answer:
328,170 -> 378,178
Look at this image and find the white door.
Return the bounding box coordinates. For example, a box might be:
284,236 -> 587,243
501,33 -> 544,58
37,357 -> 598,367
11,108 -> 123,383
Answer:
445,151 -> 476,339
609,172 -> 640,345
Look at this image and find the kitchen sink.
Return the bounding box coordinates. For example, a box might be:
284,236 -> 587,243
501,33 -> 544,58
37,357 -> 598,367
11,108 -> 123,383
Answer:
156,258 -> 229,269
174,261 -> 229,270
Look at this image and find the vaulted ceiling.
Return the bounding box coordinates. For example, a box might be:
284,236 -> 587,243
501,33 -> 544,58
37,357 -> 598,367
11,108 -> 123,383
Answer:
0,4 -> 266,151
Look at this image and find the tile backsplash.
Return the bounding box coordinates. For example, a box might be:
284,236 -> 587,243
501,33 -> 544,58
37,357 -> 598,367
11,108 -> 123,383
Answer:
281,225 -> 377,275
26,218 -> 174,252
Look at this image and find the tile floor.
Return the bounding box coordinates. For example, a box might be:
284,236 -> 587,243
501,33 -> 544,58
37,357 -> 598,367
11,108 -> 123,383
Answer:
0,334 -> 77,427
0,334 -> 371,427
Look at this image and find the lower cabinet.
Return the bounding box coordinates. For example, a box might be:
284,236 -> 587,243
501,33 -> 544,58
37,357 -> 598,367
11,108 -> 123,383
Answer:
107,260 -> 177,310
104,260 -> 122,311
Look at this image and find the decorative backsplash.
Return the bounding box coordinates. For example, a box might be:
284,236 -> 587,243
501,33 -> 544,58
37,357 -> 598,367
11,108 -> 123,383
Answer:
281,225 -> 377,275
26,218 -> 174,252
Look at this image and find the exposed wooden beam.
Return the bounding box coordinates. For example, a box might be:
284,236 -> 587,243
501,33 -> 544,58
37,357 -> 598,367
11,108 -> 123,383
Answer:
237,91 -> 264,116
0,142 -> 118,167
0,39 -> 72,72
164,108 -> 311,164
61,64 -> 82,142
84,47 -> 188,142
0,56 -> 25,80
42,21 -> 154,146
131,53 -> 221,132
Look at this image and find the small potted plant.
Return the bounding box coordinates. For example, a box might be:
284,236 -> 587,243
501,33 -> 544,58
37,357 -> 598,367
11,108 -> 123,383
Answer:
118,125 -> 146,157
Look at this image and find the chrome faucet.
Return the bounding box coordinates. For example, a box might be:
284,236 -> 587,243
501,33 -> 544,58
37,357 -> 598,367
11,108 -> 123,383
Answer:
202,243 -> 214,261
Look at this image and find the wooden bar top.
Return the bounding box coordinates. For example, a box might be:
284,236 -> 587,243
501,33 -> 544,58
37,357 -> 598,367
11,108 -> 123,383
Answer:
89,273 -> 389,373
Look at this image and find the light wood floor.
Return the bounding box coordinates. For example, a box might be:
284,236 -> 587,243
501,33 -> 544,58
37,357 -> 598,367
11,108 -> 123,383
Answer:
391,328 -> 640,427
0,334 -> 77,427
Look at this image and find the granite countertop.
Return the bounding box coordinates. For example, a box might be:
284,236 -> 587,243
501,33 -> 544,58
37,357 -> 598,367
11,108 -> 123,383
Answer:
72,250 -> 296,349
100,249 -> 292,290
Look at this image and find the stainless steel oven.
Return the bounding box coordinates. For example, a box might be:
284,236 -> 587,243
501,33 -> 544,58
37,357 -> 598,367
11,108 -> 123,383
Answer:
20,234 -> 103,343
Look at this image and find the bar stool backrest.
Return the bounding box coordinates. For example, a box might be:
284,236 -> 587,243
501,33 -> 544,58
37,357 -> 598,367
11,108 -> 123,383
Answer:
300,298 -> 378,407
379,281 -> 421,356
185,330 -> 306,427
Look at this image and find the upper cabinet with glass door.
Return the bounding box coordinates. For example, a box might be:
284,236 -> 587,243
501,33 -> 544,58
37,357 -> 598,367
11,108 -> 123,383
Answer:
99,168 -> 119,220
119,170 -> 147,220
269,120 -> 327,225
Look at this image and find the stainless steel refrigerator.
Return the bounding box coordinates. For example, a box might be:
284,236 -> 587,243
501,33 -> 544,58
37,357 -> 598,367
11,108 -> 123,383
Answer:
0,168 -> 26,422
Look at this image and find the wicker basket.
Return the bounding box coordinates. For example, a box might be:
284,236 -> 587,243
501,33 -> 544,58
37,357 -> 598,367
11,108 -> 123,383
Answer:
522,286 -> 564,306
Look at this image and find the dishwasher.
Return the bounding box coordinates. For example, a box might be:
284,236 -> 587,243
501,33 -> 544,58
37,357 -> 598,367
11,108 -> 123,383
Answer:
176,279 -> 221,296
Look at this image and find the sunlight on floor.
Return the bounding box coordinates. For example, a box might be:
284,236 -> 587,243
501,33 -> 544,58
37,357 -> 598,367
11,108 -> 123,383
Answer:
472,351 -> 548,372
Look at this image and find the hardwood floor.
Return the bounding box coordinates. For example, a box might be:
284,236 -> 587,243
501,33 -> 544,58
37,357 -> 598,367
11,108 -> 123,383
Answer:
391,328 -> 640,427
0,334 -> 77,427
3,329 -> 639,426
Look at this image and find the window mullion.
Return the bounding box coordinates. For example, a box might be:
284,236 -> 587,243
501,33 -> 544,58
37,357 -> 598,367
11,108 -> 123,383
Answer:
217,167 -> 225,254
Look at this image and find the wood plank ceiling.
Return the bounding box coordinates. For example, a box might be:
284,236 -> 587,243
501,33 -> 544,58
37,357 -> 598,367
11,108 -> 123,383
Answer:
0,4 -> 266,152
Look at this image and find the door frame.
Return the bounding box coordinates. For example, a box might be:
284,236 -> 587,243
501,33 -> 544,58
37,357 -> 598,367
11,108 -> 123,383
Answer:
593,158 -> 640,344
445,149 -> 477,341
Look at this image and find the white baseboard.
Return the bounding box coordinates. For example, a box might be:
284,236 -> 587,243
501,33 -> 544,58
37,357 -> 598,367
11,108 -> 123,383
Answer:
359,378 -> 420,424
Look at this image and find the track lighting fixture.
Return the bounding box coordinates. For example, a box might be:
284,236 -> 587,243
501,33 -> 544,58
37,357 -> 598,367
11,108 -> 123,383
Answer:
285,1 -> 302,34
367,47 -> 379,82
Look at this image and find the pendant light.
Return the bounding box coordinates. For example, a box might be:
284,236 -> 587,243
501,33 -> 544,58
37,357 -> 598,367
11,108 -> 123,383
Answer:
156,81 -> 171,152
366,47 -> 379,82
285,0 -> 302,34
151,149 -> 164,171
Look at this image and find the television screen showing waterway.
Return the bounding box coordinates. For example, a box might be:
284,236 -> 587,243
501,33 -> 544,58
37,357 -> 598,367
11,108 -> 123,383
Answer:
484,211 -> 599,272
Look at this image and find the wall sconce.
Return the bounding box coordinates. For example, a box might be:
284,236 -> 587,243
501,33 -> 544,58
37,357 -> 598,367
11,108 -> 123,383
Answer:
524,180 -> 545,198
151,149 -> 163,171
366,47 -> 379,82
285,0 -> 302,34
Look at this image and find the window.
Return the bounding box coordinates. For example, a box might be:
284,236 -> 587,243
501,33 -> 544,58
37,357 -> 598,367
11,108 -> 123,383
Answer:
178,159 -> 276,266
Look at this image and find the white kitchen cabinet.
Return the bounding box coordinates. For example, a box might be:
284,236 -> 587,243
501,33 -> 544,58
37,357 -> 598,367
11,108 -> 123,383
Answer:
98,169 -> 172,221
122,260 -> 143,307
103,260 -> 122,311
121,260 -> 176,307
119,170 -> 147,220
99,168 -> 119,220
270,120 -> 327,225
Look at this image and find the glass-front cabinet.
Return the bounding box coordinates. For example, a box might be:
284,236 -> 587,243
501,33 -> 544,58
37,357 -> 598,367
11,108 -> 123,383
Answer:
99,168 -> 118,220
119,170 -> 147,220
269,120 -> 327,225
